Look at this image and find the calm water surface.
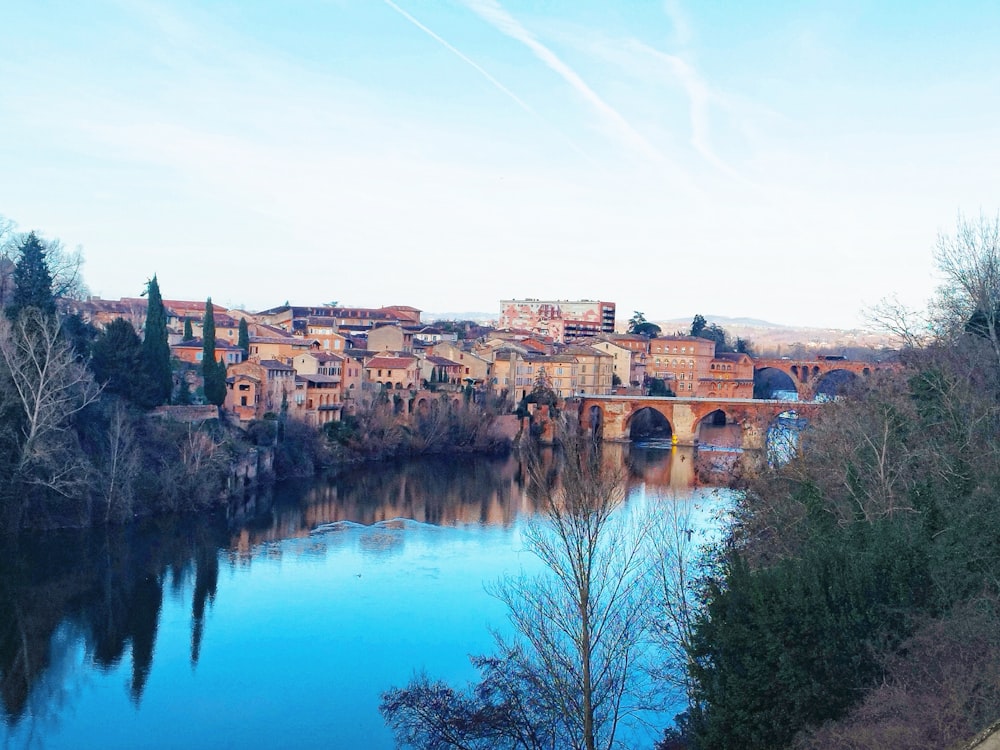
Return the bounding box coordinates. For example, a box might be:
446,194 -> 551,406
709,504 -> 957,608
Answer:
0,444 -> 735,750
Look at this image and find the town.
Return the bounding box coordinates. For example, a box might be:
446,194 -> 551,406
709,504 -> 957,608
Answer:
64,294 -> 890,431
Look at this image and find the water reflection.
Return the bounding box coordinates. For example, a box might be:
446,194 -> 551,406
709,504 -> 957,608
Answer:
0,445 -> 730,748
0,516 -> 229,727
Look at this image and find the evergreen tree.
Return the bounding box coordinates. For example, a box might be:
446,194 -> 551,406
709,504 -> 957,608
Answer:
690,314 -> 707,338
202,298 -> 226,407
628,310 -> 661,337
140,275 -> 172,406
237,317 -> 249,355
92,317 -> 147,403
202,298 -> 216,372
183,318 -> 193,341
8,232 -> 56,319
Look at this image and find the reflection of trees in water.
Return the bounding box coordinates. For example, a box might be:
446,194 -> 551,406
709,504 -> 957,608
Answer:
0,516 -> 228,726
232,455 -> 538,549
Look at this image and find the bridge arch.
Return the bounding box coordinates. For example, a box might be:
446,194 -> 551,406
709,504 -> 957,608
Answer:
813,368 -> 859,398
587,404 -> 604,439
753,366 -> 800,399
695,407 -> 742,448
626,406 -> 674,442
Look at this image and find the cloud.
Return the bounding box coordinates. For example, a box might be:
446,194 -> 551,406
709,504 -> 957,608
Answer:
663,0 -> 692,47
626,39 -> 741,180
460,0 -> 663,162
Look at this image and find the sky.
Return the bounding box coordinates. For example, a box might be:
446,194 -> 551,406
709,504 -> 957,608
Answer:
2,0 -> 999,329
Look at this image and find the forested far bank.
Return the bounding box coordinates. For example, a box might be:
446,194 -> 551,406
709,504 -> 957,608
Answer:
0,227 -> 514,532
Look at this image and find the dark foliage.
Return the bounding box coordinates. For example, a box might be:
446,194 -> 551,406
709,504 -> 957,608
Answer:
91,318 -> 149,404
140,276 -> 172,406
7,232 -> 55,319
237,317 -> 249,354
687,523 -> 930,749
201,299 -> 226,407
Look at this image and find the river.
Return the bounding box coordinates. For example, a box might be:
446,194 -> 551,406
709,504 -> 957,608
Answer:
0,443 -> 737,749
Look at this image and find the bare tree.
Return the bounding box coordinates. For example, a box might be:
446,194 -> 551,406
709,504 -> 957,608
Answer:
0,308 -> 101,500
382,419 -> 657,750
98,399 -> 139,522
497,426 -> 654,750
647,494 -> 700,712
44,239 -> 89,301
933,211 -> 1000,365
864,294 -> 930,350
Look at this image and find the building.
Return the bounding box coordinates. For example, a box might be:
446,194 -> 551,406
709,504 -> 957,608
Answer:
364,354 -> 421,390
558,344 -> 615,395
588,338 -> 636,389
646,336 -> 754,398
513,354 -> 579,400
427,342 -> 490,385
499,299 -> 616,343
367,323 -> 414,353
421,355 -> 463,387
171,338 -> 244,366
255,305 -> 420,334
224,359 -> 297,421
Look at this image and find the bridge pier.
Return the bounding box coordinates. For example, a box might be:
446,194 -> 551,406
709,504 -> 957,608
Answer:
672,402 -> 699,446
740,419 -> 766,452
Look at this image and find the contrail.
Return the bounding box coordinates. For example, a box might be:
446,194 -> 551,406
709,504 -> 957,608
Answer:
382,0 -> 536,117
382,0 -> 592,160
461,0 -> 663,162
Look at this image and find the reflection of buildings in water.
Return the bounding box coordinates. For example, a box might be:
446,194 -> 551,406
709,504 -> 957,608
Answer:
625,444 -> 697,491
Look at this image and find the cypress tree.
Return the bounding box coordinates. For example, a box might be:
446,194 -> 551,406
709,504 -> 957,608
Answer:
8,232 -> 56,319
183,318 -> 193,341
202,298 -> 226,407
238,317 -> 249,356
141,275 -> 172,406
202,298 -> 216,373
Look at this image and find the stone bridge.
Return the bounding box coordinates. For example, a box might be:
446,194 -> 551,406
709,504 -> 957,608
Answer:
754,358 -> 901,400
578,395 -> 818,449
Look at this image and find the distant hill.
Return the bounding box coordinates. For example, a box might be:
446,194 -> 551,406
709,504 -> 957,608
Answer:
656,314 -> 790,330
650,315 -> 896,357
423,312 -> 497,324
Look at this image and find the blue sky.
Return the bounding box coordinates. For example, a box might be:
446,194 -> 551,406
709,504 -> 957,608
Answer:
2,0 -> 999,328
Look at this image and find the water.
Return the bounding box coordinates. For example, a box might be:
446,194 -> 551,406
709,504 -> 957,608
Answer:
0,446 -> 734,750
